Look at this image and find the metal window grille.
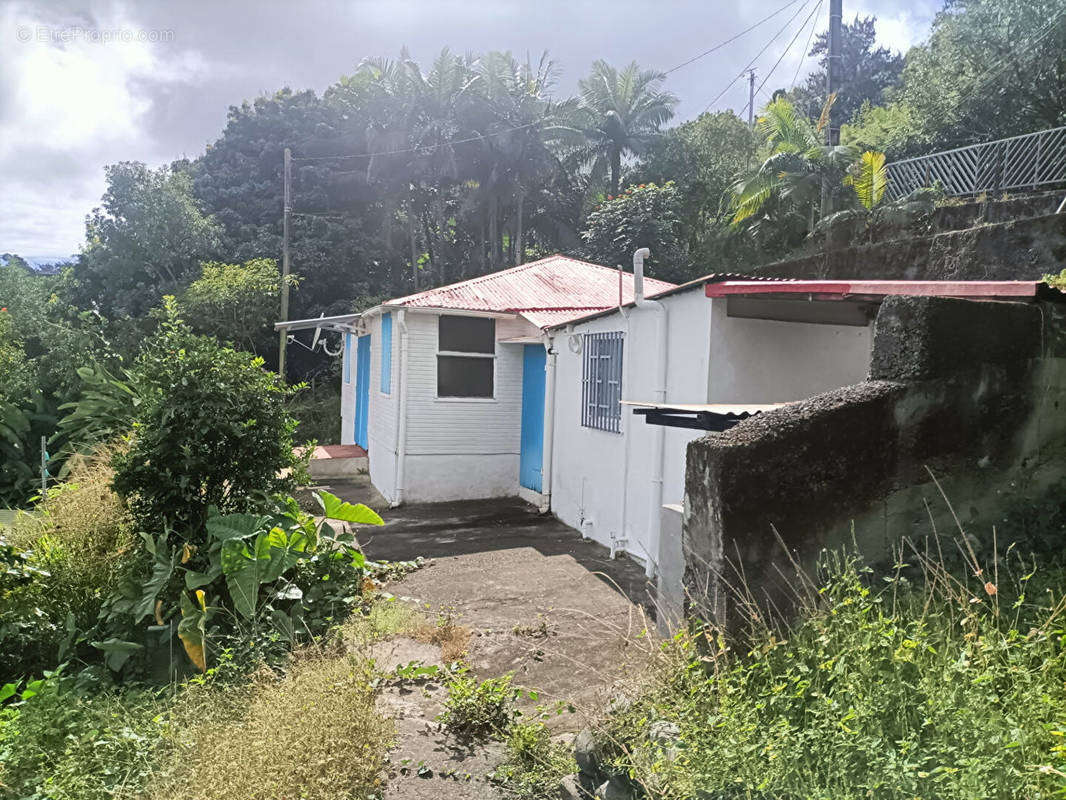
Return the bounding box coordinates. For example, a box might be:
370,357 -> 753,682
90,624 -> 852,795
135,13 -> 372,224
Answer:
581,332 -> 624,433
885,126 -> 1066,199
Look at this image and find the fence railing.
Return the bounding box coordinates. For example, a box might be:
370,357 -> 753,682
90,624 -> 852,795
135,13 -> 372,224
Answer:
885,126 -> 1066,200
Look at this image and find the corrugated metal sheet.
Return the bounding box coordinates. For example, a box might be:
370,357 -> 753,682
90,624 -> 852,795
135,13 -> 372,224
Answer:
384,255 -> 676,322
705,280 -> 1051,300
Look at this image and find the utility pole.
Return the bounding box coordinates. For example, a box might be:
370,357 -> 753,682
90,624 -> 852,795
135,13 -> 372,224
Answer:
826,0 -> 842,146
821,0 -> 843,220
278,147 -> 291,380
747,69 -> 757,128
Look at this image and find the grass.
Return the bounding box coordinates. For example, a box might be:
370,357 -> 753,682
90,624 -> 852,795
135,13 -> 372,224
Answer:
147,650 -> 390,800
589,549 -> 1066,800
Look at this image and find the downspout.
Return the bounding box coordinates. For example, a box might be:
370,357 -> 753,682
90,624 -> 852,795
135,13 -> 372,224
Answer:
392,309 -> 410,507
539,330 -> 557,514
633,247 -> 667,579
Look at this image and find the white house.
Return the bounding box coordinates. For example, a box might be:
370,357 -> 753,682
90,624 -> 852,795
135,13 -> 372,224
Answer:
284,255 -> 674,506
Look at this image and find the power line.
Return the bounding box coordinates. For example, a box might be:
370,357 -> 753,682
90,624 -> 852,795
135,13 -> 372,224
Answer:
290,120 -> 543,163
702,0 -> 815,113
663,0 -> 807,74
790,0 -> 824,89
741,0 -> 825,118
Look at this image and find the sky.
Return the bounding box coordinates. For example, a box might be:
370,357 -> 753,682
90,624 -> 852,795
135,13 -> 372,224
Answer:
0,0 -> 941,257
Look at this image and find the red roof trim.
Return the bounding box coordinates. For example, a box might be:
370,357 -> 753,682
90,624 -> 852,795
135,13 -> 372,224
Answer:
705,280 -> 1045,300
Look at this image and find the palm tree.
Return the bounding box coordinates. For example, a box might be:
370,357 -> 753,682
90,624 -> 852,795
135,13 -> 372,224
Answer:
575,60 -> 678,195
730,97 -> 857,247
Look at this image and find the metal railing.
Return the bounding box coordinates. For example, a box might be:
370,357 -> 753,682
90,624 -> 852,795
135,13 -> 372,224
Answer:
885,126 -> 1066,200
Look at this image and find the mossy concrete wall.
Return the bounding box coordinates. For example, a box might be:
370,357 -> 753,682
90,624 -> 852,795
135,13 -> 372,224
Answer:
682,296 -> 1066,625
754,213 -> 1066,282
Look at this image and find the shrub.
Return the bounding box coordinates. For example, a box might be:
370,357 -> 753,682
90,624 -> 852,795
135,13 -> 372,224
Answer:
0,672 -> 168,800
147,651 -> 391,800
493,720 -> 577,799
0,536 -> 65,683
599,552 -> 1066,799
97,490 -> 383,680
111,298 -> 298,533
440,672 -> 520,738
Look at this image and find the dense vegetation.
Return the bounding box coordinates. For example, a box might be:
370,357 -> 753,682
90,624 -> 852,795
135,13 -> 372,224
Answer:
1,1 -> 1064,795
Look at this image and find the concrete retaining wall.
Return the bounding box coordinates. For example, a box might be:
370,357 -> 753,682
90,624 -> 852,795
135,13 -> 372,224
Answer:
682,295 -> 1066,626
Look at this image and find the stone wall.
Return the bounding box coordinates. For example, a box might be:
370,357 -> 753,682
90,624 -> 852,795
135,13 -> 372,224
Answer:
681,295 -> 1066,626
754,213 -> 1066,281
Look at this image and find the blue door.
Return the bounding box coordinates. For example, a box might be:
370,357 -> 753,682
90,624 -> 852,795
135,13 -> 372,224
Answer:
520,345 -> 546,492
354,335 -> 371,449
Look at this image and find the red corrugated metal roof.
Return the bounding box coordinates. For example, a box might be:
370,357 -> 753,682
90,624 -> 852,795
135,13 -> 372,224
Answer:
383,255 -> 675,325
706,280 -> 1053,301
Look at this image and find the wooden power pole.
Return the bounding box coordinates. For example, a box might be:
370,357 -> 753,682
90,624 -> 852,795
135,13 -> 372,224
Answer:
826,0 -> 843,146
278,147 -> 291,380
821,0 -> 843,219
747,69 -> 756,128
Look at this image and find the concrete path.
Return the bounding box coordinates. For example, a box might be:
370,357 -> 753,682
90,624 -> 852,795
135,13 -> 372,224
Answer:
349,497 -> 656,800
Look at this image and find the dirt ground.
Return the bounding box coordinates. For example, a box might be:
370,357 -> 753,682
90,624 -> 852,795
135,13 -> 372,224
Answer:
352,497 -> 657,800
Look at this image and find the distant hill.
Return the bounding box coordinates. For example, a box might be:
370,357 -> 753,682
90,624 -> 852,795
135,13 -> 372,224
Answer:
1,254 -> 76,273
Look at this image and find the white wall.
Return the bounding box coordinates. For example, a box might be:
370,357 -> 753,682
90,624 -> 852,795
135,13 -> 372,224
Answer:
549,290 -> 874,571
549,289 -> 711,564
354,310 -> 539,503
707,298 -> 872,403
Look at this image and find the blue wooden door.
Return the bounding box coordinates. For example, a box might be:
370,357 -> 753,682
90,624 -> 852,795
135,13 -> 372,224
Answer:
520,345 -> 546,492
354,335 -> 371,449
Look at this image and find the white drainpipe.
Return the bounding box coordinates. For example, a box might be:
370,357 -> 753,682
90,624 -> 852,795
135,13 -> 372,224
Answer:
539,331 -> 557,514
633,247 -> 667,579
392,309 -> 410,507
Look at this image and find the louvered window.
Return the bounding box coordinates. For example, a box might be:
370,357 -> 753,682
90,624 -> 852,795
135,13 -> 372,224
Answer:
581,332 -> 624,432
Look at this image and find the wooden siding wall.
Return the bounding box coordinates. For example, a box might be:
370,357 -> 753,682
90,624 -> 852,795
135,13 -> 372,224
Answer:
403,313 -> 533,456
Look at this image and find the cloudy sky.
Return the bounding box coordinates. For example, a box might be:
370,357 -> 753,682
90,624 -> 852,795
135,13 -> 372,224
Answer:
0,0 -> 940,257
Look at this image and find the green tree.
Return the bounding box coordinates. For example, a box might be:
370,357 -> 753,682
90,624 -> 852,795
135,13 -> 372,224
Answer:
111,299 -> 297,533
580,183 -> 690,282
179,258 -> 282,353
633,111 -> 759,269
575,61 -> 678,196
730,98 -> 857,252
78,162 -> 222,323
788,16 -> 904,124
845,0 -> 1066,157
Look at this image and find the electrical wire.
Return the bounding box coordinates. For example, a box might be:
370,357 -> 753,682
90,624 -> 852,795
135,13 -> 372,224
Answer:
701,0 -> 815,114
790,0 -> 824,89
663,0 -> 807,74
290,120 -> 542,163
741,0 -> 825,118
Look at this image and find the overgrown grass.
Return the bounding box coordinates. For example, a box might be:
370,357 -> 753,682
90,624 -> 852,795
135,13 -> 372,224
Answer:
148,650 -> 390,800
597,550 -> 1066,799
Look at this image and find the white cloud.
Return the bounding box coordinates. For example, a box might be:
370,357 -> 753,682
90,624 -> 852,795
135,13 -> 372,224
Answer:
0,0 -> 207,254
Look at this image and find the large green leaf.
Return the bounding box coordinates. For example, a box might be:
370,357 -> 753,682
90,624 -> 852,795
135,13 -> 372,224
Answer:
91,638 -> 143,672
220,533 -> 274,619
184,562 -> 222,590
134,533 -> 176,622
263,528 -> 309,583
206,513 -> 269,543
315,490 -> 384,526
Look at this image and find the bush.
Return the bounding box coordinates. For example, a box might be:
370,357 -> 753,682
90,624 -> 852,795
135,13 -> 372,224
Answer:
493,721 -> 577,799
147,651 -> 390,800
0,672 -> 168,800
440,672 -> 520,739
111,298 -> 298,533
599,552 -> 1066,799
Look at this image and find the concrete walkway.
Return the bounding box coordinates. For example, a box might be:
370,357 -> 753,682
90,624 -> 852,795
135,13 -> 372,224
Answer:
345,496 -> 657,799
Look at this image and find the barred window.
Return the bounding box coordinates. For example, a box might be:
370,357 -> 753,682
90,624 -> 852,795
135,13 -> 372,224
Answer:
581,332 -> 624,432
